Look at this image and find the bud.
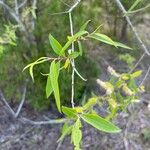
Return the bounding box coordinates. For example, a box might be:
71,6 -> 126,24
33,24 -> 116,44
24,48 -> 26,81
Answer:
122,84 -> 134,96
97,79 -> 114,95
107,66 -> 120,77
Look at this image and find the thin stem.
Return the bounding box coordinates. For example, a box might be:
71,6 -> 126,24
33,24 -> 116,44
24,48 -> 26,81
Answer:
114,0 -> 150,56
129,52 -> 146,73
139,65 -> 150,86
15,81 -> 27,118
21,117 -> 67,125
69,12 -> 75,108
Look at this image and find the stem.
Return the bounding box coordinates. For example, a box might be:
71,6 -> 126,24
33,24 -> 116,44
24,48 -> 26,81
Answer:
69,12 -> 75,108
114,0 -> 150,56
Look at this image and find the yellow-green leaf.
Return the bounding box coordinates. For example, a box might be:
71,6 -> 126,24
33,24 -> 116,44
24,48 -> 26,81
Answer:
49,34 -> 63,56
131,70 -> 142,78
78,41 -> 83,56
68,52 -> 80,59
62,106 -> 77,118
50,61 -> 61,112
57,123 -> 73,142
80,20 -> 91,31
60,30 -> 88,55
81,113 -> 121,133
71,119 -> 82,150
89,33 -> 117,47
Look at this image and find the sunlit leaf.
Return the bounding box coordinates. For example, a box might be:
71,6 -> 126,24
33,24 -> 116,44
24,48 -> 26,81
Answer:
49,34 -> 63,56
131,70 -> 142,78
80,20 -> 91,31
89,33 -> 132,49
68,51 -> 80,59
78,41 -> 83,56
29,65 -> 34,82
57,123 -> 73,142
62,106 -> 77,118
46,74 -> 53,98
89,33 -> 117,47
60,30 -> 88,55
81,113 -> 121,133
63,59 -> 70,69
50,61 -> 61,112
114,42 -> 132,50
128,0 -> 142,12
71,119 -> 82,150
83,97 -> 97,110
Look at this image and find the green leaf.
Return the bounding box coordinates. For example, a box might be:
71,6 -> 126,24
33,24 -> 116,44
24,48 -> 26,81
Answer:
128,0 -> 142,12
63,59 -> 70,69
89,33 -> 132,49
23,57 -> 49,82
114,42 -> 132,50
78,41 -> 83,56
46,62 -> 60,98
46,74 -> 53,98
60,30 -> 88,55
83,97 -> 97,110
89,33 -> 117,47
131,70 -> 142,78
50,61 -> 61,112
81,113 -> 121,133
57,123 -> 73,142
71,119 -> 82,150
68,52 -> 80,59
62,106 -> 77,118
29,65 -> 34,82
80,20 -> 91,31
49,34 -> 63,56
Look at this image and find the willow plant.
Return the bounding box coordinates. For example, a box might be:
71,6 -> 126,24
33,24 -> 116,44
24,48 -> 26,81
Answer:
24,21 -> 143,150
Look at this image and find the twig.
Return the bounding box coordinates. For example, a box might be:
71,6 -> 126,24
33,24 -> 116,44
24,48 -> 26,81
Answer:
59,0 -> 70,7
0,81 -> 27,118
68,0 -> 81,108
49,0 -> 81,16
129,52 -> 146,73
68,0 -> 81,13
125,3 -> 150,14
0,90 -> 15,117
0,0 -> 26,31
17,0 -> 27,9
69,12 -> 75,108
56,139 -> 64,150
114,0 -> 150,56
14,82 -> 27,118
139,65 -> 150,86
21,117 -> 67,125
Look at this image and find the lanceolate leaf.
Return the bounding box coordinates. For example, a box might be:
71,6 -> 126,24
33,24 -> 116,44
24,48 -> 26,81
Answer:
131,70 -> 142,78
68,52 -> 80,59
81,113 -> 121,133
78,41 -> 83,56
23,57 -> 49,82
71,119 -> 82,150
46,62 -> 60,98
50,61 -> 61,112
60,30 -> 88,55
89,33 -> 132,49
29,65 -> 34,82
49,34 -> 63,56
114,42 -> 132,50
89,33 -> 117,47
62,106 -> 77,118
46,75 -> 53,98
80,20 -> 91,31
57,123 -> 73,142
128,0 -> 142,12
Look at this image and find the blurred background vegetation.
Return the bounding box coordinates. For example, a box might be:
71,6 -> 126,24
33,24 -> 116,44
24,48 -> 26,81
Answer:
0,0 -> 149,111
